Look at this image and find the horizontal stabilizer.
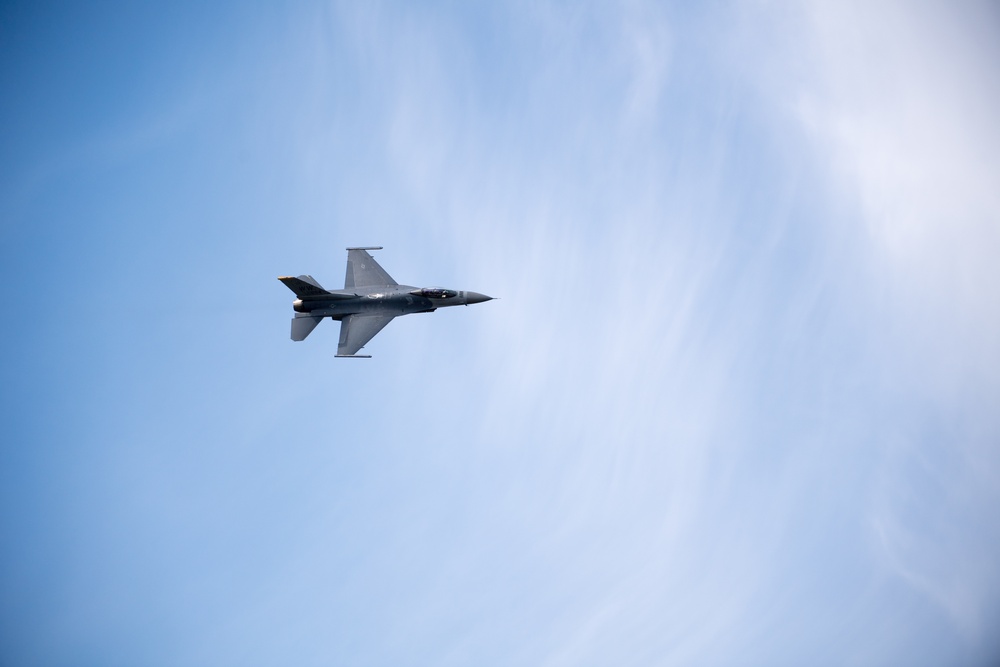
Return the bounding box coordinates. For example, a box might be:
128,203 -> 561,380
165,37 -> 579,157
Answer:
291,315 -> 323,341
279,276 -> 332,298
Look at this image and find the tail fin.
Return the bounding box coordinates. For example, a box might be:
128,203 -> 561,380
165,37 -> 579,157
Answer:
279,275 -> 331,298
291,314 -> 323,341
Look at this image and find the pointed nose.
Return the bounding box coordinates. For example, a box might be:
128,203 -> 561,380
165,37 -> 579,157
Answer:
465,291 -> 493,304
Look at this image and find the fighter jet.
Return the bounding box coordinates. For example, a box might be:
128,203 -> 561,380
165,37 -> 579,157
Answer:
278,247 -> 493,358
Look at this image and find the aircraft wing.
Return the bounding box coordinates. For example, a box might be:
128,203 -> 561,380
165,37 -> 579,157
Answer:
345,248 -> 397,288
337,314 -> 395,357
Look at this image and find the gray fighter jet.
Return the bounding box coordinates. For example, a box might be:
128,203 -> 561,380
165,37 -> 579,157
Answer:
279,247 -> 493,358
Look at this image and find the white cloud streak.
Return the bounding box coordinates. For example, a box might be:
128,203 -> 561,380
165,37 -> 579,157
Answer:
8,2 -> 997,664
784,1 -> 1000,648
46,1 -> 988,663
350,1 -> 1000,662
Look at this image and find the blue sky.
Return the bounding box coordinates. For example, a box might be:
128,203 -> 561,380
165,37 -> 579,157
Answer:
2,2 -> 999,665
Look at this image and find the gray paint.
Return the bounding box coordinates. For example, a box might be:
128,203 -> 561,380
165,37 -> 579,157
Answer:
279,248 -> 493,357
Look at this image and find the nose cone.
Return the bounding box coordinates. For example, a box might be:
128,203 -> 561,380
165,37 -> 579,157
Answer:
465,291 -> 493,304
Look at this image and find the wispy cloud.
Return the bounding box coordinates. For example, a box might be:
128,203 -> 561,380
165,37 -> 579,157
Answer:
5,2 -> 998,664
351,1 -> 1000,662
783,1 -> 1000,646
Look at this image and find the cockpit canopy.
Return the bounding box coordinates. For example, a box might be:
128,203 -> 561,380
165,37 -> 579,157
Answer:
411,287 -> 458,299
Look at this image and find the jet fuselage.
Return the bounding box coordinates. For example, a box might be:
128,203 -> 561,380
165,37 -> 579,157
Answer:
279,247 -> 492,357
293,286 -> 491,319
